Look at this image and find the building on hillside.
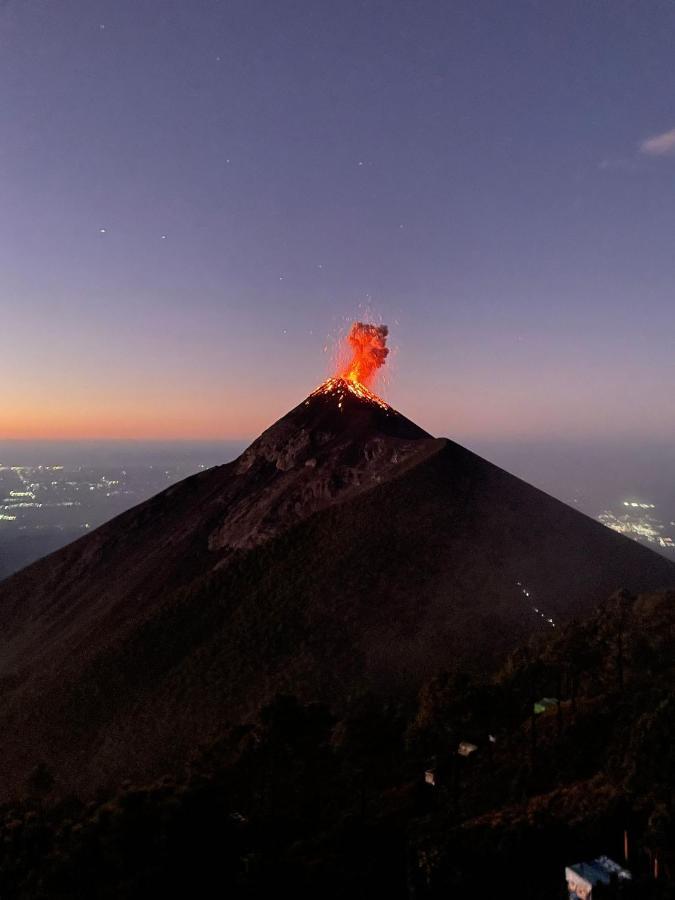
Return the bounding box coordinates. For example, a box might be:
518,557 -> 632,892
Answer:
565,856 -> 631,899
457,741 -> 477,757
534,696 -> 558,715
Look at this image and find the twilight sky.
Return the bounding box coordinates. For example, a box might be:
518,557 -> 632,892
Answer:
2,0 -> 674,441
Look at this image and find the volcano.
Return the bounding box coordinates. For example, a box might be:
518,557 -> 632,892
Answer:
0,379 -> 673,798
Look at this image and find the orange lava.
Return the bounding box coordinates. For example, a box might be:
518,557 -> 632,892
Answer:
339,322 -> 389,386
311,376 -> 391,410
310,321 -> 392,410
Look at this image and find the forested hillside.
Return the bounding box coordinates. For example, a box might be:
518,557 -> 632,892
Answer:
1,589 -> 673,898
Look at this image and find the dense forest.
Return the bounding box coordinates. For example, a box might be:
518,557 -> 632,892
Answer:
1,588 -> 674,899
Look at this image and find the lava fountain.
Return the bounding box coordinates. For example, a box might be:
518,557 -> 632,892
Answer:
340,322 -> 389,386
311,322 -> 391,409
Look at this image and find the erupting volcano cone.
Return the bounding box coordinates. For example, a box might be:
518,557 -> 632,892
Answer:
0,373 -> 673,798
209,375 -> 435,551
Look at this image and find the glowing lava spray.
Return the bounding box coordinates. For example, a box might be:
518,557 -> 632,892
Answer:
340,322 -> 389,387
312,321 -> 391,409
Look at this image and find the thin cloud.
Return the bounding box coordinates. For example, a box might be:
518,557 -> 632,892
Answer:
640,127 -> 675,157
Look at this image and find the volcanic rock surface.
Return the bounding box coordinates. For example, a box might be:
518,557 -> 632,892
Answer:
0,380 -> 673,798
208,378 -> 435,552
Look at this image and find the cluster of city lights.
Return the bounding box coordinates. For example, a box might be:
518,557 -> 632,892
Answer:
599,500 -> 675,552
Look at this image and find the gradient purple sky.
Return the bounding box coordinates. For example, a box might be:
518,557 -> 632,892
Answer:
2,0 -> 674,441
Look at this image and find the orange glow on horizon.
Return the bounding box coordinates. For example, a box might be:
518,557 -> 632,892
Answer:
2,322 -> 397,441
0,376 -> 302,441
1,402 -> 269,442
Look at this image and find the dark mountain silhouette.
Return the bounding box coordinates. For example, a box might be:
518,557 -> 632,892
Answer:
0,379 -> 672,798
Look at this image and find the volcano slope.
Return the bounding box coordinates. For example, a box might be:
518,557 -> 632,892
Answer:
0,379 -> 673,798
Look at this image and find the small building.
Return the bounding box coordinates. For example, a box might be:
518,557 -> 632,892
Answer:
534,696 -> 558,715
457,741 -> 478,757
566,856 -> 631,899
